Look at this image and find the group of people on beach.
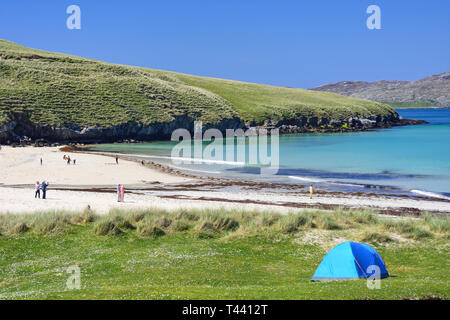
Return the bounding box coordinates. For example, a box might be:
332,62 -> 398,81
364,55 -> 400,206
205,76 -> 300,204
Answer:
63,154 -> 76,165
31,152 -> 314,209
35,153 -> 125,203
34,181 -> 49,199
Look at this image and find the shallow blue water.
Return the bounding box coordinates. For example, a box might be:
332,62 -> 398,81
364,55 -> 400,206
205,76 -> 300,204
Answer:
272,108 -> 450,195
90,108 -> 450,197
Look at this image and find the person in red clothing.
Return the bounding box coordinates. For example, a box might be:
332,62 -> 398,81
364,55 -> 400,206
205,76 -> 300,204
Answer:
120,185 -> 125,202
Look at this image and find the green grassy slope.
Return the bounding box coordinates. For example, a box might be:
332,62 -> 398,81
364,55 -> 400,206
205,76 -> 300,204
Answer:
0,40 -> 239,127
0,39 -> 397,130
176,74 -> 395,123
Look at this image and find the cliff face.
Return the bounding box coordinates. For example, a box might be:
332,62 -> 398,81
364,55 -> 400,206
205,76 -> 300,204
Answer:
0,113 -> 245,144
0,111 -> 410,145
311,71 -> 450,107
0,40 -> 407,145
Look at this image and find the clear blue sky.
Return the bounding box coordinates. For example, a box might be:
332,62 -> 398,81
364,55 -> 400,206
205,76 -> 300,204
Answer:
1,0 -> 449,88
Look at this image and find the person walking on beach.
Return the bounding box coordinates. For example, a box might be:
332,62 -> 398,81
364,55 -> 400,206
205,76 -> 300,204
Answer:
309,184 -> 314,199
35,181 -> 41,198
40,158 -> 43,166
41,180 -> 49,199
115,155 -> 119,165
120,185 -> 125,202
67,156 -> 71,165
117,184 -> 122,202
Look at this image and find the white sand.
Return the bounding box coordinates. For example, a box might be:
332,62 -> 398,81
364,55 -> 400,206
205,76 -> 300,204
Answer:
0,187 -> 301,214
1,185 -> 449,215
0,146 -> 449,215
0,146 -> 191,185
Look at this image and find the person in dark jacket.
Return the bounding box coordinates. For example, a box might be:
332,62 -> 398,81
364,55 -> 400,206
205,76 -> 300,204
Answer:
41,180 -> 49,199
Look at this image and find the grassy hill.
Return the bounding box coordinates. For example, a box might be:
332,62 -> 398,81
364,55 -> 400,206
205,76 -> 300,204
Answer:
0,40 -> 398,142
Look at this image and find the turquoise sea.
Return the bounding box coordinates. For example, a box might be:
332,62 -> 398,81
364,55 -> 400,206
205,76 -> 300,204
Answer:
90,108 -> 450,199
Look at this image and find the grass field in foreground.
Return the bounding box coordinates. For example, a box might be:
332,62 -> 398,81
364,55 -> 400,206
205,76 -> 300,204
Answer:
0,208 -> 448,300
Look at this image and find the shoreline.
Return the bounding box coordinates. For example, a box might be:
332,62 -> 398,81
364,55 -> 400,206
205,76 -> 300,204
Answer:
75,147 -> 450,203
0,117 -> 428,147
1,182 -> 449,216
0,146 -> 449,216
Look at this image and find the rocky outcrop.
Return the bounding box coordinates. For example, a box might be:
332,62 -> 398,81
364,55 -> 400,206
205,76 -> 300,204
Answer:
0,113 -> 245,145
0,111 -> 426,145
311,71 -> 450,107
265,113 -> 427,134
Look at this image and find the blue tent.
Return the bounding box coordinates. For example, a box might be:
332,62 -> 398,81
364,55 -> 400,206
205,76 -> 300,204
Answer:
311,241 -> 389,281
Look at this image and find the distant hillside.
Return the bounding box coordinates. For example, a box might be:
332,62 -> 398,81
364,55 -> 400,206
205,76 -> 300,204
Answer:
311,72 -> 450,108
0,40 -> 401,144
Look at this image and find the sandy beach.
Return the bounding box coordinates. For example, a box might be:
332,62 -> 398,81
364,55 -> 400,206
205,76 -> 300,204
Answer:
0,146 -> 192,185
1,146 -> 449,215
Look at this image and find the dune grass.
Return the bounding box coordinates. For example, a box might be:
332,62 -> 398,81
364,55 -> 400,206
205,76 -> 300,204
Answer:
0,39 -> 396,129
0,208 -> 448,300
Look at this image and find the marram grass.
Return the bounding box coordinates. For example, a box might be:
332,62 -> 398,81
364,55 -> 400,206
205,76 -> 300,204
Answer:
0,208 -> 448,299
